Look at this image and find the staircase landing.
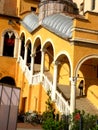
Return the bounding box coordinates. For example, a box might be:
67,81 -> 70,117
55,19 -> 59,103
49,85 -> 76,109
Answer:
76,96 -> 98,115
58,84 -> 98,115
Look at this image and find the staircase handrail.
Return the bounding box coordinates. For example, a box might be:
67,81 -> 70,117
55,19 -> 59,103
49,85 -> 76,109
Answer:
32,73 -> 41,85
55,90 -> 70,115
25,66 -> 31,83
42,74 -> 53,92
18,56 -> 25,72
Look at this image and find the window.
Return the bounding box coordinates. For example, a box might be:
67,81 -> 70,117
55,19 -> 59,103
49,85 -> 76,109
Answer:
3,31 -> 15,57
80,2 -> 84,12
31,7 -> 36,12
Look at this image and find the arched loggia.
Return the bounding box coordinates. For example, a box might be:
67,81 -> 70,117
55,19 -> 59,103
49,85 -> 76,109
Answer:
54,51 -> 71,100
74,55 -> 98,110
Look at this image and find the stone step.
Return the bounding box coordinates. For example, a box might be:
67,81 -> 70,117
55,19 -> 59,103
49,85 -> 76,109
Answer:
76,97 -> 98,115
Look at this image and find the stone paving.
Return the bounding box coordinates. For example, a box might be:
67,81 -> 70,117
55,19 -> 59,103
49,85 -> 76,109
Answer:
17,123 -> 43,130
58,84 -> 98,115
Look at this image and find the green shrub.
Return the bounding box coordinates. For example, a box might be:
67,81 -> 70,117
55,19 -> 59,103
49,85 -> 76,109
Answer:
42,90 -> 66,130
42,113 -> 65,130
91,125 -> 98,130
70,109 -> 98,130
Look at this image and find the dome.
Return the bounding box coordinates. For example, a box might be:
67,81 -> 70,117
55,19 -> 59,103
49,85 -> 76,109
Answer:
21,12 -> 73,39
21,13 -> 39,33
42,13 -> 73,39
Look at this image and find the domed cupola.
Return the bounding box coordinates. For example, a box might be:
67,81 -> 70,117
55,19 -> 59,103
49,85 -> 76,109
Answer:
39,0 -> 78,24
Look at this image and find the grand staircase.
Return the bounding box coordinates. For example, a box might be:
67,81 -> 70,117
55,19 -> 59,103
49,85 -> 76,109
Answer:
44,70 -> 98,115
19,54 -> 98,116
27,62 -> 98,115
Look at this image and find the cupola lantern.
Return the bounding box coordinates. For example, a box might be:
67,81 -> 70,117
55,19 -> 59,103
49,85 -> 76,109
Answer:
39,0 -> 78,24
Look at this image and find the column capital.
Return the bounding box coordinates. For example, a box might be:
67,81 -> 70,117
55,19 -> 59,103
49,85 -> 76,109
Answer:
41,48 -> 46,52
24,44 -> 27,47
53,61 -> 61,65
30,53 -> 36,57
69,76 -> 77,82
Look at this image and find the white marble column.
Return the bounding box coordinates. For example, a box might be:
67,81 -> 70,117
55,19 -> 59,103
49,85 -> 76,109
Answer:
30,53 -> 35,75
95,0 -> 98,12
17,38 -> 22,61
14,38 -> 19,58
24,45 -> 28,65
84,0 -> 92,12
70,77 -> 77,114
0,35 -> 4,56
40,49 -> 45,82
52,61 -> 58,101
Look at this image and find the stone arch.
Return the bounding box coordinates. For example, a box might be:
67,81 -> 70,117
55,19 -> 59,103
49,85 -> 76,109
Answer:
53,51 -> 72,100
74,54 -> 98,97
42,39 -> 55,56
33,37 -> 42,64
33,35 -> 42,53
20,32 -> 26,59
74,54 -> 98,77
42,40 -> 54,72
25,39 -> 32,69
54,51 -> 72,76
2,28 -> 19,38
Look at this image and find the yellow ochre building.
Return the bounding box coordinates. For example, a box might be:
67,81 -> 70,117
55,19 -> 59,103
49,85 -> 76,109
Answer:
0,0 -> 98,115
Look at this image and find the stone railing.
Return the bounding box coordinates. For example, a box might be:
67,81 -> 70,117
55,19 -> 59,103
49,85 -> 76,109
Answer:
42,74 -> 53,92
55,90 -> 70,115
18,56 -> 25,72
32,73 -> 41,85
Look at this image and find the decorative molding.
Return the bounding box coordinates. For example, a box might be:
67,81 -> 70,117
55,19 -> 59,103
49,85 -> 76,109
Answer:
70,37 -> 98,44
72,27 -> 98,34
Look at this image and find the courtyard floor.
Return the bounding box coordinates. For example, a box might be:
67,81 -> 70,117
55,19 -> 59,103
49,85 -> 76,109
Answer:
17,122 -> 43,130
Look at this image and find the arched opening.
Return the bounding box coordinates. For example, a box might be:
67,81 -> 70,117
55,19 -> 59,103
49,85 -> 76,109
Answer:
56,54 -> 71,100
35,44 -> 41,64
3,31 -> 15,57
20,33 -> 25,59
75,56 -> 98,110
43,42 -> 54,80
77,58 -> 98,96
26,41 -> 32,69
0,76 -> 16,86
33,38 -> 41,73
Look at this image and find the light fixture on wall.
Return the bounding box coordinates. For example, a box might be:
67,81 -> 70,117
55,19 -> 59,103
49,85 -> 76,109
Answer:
8,19 -> 20,25
8,19 -> 14,25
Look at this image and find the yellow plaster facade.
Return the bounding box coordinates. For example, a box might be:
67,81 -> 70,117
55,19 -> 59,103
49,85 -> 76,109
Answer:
0,0 -> 98,115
